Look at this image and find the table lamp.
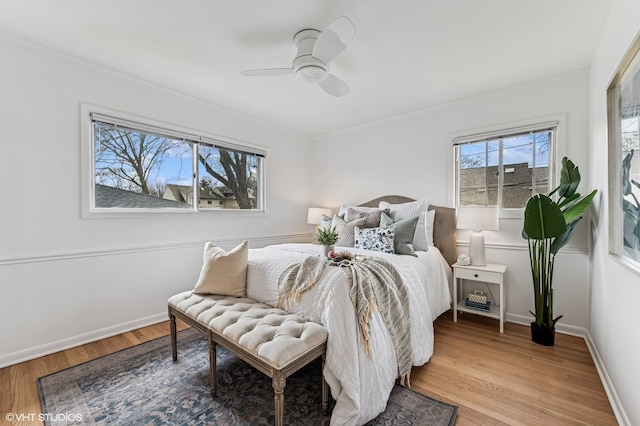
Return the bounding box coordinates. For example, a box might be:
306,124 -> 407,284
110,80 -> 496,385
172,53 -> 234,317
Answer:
307,207 -> 333,226
457,206 -> 499,266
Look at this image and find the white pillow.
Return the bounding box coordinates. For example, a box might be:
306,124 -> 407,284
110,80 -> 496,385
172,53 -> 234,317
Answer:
193,241 -> 248,297
379,198 -> 430,251
426,209 -> 435,246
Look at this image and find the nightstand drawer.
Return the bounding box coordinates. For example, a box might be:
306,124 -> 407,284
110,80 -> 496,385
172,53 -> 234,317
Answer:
455,268 -> 502,284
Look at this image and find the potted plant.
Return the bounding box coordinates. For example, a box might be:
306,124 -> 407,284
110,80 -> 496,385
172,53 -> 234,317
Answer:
523,157 -> 597,346
315,226 -> 339,257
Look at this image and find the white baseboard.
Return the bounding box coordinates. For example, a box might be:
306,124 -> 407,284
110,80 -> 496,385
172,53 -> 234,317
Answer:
584,330 -> 631,426
0,312 -> 167,369
505,312 -> 586,337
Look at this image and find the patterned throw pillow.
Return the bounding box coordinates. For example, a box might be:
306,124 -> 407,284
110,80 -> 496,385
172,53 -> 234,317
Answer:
354,225 -> 396,253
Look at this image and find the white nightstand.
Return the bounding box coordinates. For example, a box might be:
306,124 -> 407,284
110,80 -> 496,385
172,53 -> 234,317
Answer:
452,262 -> 507,333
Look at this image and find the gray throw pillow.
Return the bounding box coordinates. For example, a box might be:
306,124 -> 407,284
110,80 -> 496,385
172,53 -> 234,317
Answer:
332,215 -> 367,247
379,199 -> 429,251
380,213 -> 419,256
345,207 -> 387,228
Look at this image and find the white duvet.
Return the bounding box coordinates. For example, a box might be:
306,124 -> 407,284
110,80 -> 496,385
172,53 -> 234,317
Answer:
245,243 -> 452,426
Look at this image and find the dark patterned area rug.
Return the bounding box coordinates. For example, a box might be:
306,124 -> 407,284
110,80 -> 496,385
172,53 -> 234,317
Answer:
38,328 -> 457,425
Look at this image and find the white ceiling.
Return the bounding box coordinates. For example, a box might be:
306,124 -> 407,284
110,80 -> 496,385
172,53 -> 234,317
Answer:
0,0 -> 613,138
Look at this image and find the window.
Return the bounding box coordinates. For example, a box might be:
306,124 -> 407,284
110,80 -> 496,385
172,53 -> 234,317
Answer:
86,109 -> 265,214
620,114 -> 640,259
454,121 -> 556,212
608,33 -> 640,268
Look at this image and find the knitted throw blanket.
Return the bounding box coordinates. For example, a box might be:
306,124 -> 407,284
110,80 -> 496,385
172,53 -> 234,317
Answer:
277,255 -> 328,308
277,256 -> 412,385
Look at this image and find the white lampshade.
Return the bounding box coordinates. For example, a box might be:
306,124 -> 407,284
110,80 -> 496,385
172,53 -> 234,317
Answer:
457,206 -> 499,232
457,206 -> 499,266
307,207 -> 333,225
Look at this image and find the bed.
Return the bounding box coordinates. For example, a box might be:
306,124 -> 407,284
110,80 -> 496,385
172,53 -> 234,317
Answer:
245,196 -> 456,426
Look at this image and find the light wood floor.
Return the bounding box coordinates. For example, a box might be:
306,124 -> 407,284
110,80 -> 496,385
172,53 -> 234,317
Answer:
0,312 -> 617,426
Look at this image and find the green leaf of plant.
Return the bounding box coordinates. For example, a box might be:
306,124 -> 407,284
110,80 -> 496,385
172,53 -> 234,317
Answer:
562,189 -> 597,225
315,226 -> 338,245
557,157 -> 580,200
550,220 -> 579,254
558,192 -> 580,209
524,194 -> 567,240
567,166 -> 581,198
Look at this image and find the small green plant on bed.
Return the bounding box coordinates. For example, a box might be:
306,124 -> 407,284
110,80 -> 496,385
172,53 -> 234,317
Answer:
315,226 -> 339,246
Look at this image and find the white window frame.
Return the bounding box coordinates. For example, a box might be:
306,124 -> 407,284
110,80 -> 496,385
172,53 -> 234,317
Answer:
451,115 -> 566,219
81,104 -> 267,218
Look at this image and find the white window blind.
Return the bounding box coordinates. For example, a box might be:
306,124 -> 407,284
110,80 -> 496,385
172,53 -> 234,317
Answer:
452,120 -> 558,146
90,112 -> 266,157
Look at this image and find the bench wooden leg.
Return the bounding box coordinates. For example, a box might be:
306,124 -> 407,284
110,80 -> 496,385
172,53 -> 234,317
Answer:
208,333 -> 217,397
169,311 -> 177,362
321,353 -> 328,415
272,370 -> 286,426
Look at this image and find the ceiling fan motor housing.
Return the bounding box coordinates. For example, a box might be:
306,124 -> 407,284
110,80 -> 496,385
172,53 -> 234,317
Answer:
240,16 -> 353,97
293,29 -> 328,82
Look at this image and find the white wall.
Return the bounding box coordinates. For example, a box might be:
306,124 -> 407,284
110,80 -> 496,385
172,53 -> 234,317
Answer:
311,71 -> 593,332
0,35 -> 313,366
588,0 -> 640,424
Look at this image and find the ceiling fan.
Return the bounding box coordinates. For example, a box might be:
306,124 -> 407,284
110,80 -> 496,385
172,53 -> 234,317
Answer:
241,16 -> 356,97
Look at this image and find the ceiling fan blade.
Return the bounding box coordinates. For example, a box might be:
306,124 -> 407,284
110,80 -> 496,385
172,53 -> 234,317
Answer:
317,73 -> 350,97
241,68 -> 293,77
312,16 -> 356,63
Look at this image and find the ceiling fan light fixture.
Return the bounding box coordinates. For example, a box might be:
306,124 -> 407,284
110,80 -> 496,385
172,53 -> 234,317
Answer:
296,65 -> 327,82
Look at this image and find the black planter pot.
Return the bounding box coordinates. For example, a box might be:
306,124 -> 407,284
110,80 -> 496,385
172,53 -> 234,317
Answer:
531,322 -> 555,346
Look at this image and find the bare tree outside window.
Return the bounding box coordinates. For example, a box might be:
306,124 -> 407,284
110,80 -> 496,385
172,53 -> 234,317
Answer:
91,119 -> 264,211
94,123 -> 192,208
198,146 -> 260,210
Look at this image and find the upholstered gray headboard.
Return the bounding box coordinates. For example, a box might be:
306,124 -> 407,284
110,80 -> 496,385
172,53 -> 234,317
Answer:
358,196 -> 457,266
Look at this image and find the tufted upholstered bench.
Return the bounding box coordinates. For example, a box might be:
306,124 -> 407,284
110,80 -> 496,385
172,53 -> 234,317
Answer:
168,290 -> 329,426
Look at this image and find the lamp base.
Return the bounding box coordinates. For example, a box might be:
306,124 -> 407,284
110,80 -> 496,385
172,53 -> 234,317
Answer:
468,231 -> 486,266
